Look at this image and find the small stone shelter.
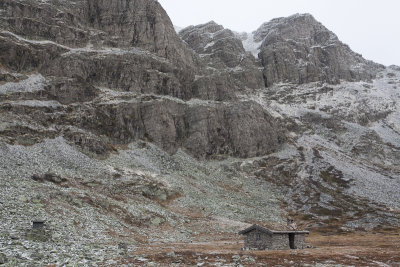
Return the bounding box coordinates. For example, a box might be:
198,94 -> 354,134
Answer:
239,224 -> 309,250
32,220 -> 45,229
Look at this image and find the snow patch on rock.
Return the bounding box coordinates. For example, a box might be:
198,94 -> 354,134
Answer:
0,74 -> 46,94
235,32 -> 262,58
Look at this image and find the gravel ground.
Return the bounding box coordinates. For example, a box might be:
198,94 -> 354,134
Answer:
0,137 -> 285,266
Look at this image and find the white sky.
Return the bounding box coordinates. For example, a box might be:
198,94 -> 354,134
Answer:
159,0 -> 400,66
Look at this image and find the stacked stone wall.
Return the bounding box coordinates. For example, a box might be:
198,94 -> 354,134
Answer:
243,229 -> 307,250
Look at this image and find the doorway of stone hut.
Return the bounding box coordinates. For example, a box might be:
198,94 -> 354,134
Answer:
289,233 -> 295,249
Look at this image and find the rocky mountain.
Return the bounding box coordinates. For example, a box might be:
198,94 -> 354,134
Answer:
179,21 -> 265,100
254,14 -> 384,86
0,1 -> 399,265
0,0 -> 282,159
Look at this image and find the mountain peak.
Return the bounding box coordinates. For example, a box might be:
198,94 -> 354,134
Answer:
252,13 -> 383,86
181,20 -> 224,35
254,13 -> 333,44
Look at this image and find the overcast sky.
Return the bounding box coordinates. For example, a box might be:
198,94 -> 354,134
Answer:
159,0 -> 400,66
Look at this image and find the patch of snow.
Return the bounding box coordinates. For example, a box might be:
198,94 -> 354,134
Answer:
0,74 -> 46,94
296,133 -> 400,208
370,121 -> 400,147
62,46 -> 145,57
227,66 -> 244,73
173,25 -> 183,33
386,112 -> 400,134
322,146 -> 400,208
1,31 -> 69,49
236,32 -> 262,58
204,41 -> 215,49
1,31 -> 165,62
194,75 -> 204,81
272,144 -> 300,160
186,98 -> 221,107
199,53 -> 212,58
6,100 -> 62,108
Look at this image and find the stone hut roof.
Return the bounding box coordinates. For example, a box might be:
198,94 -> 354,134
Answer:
32,219 -> 46,223
238,224 -> 310,235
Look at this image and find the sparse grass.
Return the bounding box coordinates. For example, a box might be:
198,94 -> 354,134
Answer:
116,232 -> 400,266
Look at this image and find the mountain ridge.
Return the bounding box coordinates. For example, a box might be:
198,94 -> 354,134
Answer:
179,13 -> 384,88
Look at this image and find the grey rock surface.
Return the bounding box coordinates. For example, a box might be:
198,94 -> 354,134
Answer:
255,14 -> 384,86
180,21 -> 265,100
84,97 -> 283,158
0,0 -> 196,68
0,0 -> 283,160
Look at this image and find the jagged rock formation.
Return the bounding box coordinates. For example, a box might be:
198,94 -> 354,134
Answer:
0,0 -> 197,98
0,0 -> 196,67
253,14 -> 384,86
180,21 -> 250,69
179,21 -> 265,100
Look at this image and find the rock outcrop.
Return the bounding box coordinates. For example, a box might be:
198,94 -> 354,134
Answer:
253,14 -> 384,86
179,21 -> 265,100
87,97 -> 282,158
0,0 -> 197,95
0,0 -> 196,68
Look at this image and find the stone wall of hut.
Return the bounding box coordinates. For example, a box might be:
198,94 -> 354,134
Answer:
294,233 -> 306,249
243,229 -> 307,250
244,230 -> 288,250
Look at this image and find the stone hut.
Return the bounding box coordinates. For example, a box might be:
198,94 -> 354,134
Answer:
32,220 -> 45,229
239,224 -> 309,250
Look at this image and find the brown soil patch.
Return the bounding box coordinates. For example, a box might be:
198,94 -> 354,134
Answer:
114,232 -> 400,266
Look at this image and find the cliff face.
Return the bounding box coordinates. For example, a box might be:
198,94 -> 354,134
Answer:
179,21 -> 265,101
254,14 -> 384,86
0,0 -> 283,158
0,0 -> 195,99
0,0 -> 195,66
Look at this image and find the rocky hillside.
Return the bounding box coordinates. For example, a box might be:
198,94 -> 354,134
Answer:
0,0 -> 399,265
